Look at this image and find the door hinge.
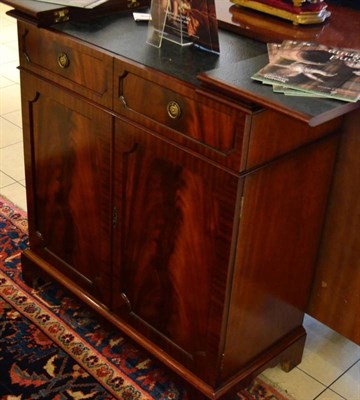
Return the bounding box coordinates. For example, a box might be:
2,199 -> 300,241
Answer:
112,206 -> 118,227
220,353 -> 225,372
239,196 -> 244,219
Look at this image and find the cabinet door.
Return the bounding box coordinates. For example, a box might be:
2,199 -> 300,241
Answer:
112,118 -> 239,380
21,71 -> 113,306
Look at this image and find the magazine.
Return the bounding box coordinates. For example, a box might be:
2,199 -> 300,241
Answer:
161,0 -> 219,53
253,40 -> 360,102
267,43 -> 327,98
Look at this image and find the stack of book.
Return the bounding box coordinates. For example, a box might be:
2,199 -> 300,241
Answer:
252,40 -> 360,102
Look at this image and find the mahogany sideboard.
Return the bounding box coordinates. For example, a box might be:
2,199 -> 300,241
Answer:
3,0 -> 359,398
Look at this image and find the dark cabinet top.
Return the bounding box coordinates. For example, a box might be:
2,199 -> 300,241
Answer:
53,9 -> 359,126
4,0 -> 359,125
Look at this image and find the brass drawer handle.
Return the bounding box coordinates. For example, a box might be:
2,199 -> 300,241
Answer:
167,101 -> 182,119
58,52 -> 70,69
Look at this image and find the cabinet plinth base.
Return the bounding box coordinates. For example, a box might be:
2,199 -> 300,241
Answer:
20,249 -> 306,399
210,329 -> 306,399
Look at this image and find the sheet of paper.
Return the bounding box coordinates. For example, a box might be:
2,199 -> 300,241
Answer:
33,0 -> 109,9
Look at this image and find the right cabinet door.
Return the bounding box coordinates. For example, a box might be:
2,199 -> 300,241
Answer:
112,118 -> 240,380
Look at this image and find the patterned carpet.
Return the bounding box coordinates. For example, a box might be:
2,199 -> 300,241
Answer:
0,196 -> 292,400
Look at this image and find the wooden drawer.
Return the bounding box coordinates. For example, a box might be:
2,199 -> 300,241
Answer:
114,59 -> 252,172
18,22 -> 113,108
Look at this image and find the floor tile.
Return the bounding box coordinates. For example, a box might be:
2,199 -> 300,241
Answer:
0,23 -> 17,43
330,361 -> 360,400
0,16 -> 14,30
0,60 -> 20,83
0,8 -> 12,18
5,40 -> 19,52
0,43 -> 18,64
0,142 -> 25,181
0,3 -> 10,9
2,110 -> 22,128
0,171 -> 15,188
0,181 -> 27,211
0,75 -> 14,88
300,315 -> 360,386
0,83 -> 21,114
260,366 -> 326,400
315,389 -> 347,400
0,116 -> 22,147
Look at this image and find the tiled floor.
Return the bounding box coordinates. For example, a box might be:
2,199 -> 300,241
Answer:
0,4 -> 359,400
0,4 -> 26,210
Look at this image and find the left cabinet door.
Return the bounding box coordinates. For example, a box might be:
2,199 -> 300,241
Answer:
21,71 -> 113,306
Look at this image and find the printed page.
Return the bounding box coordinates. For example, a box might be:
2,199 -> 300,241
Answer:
253,41 -> 360,102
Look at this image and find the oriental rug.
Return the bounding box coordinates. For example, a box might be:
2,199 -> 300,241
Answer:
0,195 -> 292,400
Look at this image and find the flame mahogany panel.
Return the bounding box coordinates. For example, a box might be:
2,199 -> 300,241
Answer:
20,70 -> 113,306
112,117 -> 240,383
